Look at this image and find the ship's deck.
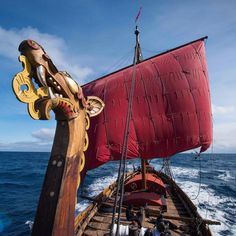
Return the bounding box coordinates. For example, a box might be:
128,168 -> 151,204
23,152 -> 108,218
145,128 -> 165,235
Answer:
75,170 -> 212,236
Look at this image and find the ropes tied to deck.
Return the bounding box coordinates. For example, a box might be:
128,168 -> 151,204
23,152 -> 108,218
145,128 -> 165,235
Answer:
110,25 -> 142,236
161,158 -> 174,180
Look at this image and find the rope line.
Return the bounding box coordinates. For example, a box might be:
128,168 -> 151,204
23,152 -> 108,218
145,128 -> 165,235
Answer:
116,48 -> 138,236
110,27 -> 140,236
191,153 -> 202,200
100,50 -> 133,78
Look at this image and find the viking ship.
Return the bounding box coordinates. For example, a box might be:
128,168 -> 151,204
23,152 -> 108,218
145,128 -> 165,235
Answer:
12,26 -> 220,236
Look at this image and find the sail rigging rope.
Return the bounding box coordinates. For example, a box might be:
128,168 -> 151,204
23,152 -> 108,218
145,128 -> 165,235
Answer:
110,29 -> 140,236
99,50 -> 133,78
191,153 -> 202,200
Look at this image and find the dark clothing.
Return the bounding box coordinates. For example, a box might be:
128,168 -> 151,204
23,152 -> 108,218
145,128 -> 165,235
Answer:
156,215 -> 176,236
144,228 -> 153,236
126,207 -> 135,221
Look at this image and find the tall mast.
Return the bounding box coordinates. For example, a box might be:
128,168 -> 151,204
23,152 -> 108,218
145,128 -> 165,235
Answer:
111,25 -> 145,235
133,26 -> 147,190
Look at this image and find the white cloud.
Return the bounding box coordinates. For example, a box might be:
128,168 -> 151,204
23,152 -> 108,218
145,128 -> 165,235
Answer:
213,122 -> 236,153
0,26 -> 92,83
0,141 -> 51,152
212,104 -> 235,115
32,128 -> 55,141
0,128 -> 55,151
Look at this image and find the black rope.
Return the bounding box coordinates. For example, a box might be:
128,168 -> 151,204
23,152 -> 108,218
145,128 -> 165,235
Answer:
116,49 -> 138,236
110,26 -> 140,236
110,54 -> 134,236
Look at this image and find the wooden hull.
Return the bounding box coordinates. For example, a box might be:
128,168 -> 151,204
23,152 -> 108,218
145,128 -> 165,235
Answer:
75,168 -> 213,236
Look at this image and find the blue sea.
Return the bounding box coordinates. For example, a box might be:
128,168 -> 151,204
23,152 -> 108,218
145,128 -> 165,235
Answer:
0,152 -> 235,236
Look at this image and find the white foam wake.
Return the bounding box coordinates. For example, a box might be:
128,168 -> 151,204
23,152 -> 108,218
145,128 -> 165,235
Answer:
171,166 -> 199,178
25,220 -> 33,231
217,170 -> 235,181
75,162 -> 137,213
172,171 -> 236,236
76,174 -> 117,213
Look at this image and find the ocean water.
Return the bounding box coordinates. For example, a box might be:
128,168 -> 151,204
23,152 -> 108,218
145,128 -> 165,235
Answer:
0,152 -> 235,236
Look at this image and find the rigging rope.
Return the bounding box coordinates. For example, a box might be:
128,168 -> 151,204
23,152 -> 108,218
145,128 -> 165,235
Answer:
116,51 -> 138,236
161,157 -> 174,179
110,28 -> 140,236
100,50 -> 133,78
191,153 -> 202,200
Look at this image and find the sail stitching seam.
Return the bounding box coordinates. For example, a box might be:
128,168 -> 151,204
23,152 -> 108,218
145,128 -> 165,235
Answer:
139,66 -> 158,143
191,43 -> 210,143
103,79 -> 113,160
123,71 -> 139,156
150,59 -> 173,153
171,51 -> 201,147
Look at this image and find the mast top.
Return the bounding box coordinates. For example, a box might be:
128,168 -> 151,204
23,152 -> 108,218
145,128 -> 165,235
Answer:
135,25 -> 140,36
134,25 -> 143,63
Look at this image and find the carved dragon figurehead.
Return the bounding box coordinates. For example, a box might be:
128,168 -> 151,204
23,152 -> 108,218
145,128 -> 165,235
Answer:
12,40 -> 105,235
13,39 -> 104,120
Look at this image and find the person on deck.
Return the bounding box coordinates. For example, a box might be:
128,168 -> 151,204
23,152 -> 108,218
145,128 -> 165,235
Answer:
126,205 -> 135,221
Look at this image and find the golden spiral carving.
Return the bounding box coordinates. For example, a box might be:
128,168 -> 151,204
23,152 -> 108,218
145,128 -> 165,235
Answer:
12,55 -> 48,119
77,115 -> 90,188
77,175 -> 81,190
83,132 -> 89,152
79,152 -> 85,172
85,114 -> 90,130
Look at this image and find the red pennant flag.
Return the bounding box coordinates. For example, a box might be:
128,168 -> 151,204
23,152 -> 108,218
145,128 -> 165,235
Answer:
135,7 -> 142,23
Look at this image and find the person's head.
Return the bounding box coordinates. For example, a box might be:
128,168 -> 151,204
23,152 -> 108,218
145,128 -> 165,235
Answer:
157,214 -> 163,219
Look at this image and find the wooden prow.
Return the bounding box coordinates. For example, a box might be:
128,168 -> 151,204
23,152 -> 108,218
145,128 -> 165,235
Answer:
32,113 -> 86,236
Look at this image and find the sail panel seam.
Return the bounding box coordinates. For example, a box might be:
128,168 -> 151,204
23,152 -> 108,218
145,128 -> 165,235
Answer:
150,58 -> 177,150
123,70 -> 139,157
139,65 -> 158,144
191,43 -> 211,143
171,51 -> 201,147
103,79 -> 112,160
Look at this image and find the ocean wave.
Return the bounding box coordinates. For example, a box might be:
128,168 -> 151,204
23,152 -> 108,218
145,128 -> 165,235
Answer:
217,170 -> 235,181
20,155 -> 235,236
25,220 -> 33,231
85,175 -> 117,197
76,174 -> 117,213
0,182 -> 32,188
176,180 -> 236,236
171,166 -> 199,178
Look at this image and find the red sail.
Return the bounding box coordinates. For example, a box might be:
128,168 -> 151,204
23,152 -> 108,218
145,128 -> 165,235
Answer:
82,38 -> 212,171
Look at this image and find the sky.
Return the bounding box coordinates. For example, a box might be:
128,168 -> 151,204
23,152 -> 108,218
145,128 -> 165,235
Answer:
0,0 -> 235,153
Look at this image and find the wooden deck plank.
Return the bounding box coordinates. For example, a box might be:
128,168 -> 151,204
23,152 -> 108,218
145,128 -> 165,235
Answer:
88,222 -> 111,230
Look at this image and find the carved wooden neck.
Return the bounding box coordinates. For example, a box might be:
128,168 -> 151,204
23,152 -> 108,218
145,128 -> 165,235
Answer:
32,111 -> 86,236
